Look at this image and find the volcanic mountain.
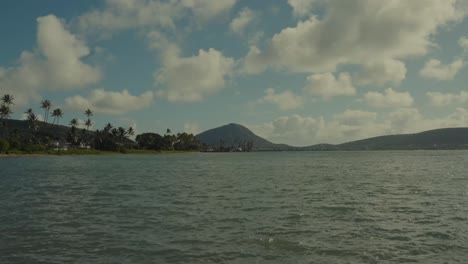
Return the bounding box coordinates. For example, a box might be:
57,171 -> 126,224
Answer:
196,123 -> 292,150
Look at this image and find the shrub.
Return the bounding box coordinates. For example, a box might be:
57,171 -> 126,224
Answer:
0,139 -> 10,153
119,146 -> 128,154
8,139 -> 21,150
22,144 -> 46,153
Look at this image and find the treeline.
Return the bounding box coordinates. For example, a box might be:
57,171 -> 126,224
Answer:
135,130 -> 202,151
207,139 -> 254,152
0,94 -> 203,154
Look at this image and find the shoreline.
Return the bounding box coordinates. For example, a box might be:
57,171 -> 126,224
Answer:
0,150 -> 198,158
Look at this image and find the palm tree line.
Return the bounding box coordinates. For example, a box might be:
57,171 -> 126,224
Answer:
1,95 -> 66,143
0,93 -> 203,153
1,94 -> 14,121
0,94 -> 149,151
0,94 -> 97,148
0,94 -> 14,138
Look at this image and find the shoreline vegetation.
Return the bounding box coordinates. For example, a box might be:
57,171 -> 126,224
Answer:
3,94 -> 468,155
0,149 -> 199,158
0,94 -> 208,157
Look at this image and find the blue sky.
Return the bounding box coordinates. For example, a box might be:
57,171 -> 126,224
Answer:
1,0 -> 468,146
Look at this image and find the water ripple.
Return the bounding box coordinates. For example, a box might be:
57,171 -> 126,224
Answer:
1,151 -> 468,263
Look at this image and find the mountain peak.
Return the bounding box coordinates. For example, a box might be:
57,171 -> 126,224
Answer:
196,123 -> 286,150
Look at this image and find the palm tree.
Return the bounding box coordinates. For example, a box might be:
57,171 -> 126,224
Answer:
26,111 -> 39,143
93,129 -> 104,147
40,100 -> 52,123
84,109 -> 93,118
68,118 -> 80,146
104,123 -> 113,133
1,94 -> 14,106
1,94 -> 14,129
166,128 -> 171,135
0,104 -> 12,137
111,127 -> 119,138
70,118 -> 79,128
127,127 -> 135,137
26,111 -> 39,137
118,127 -> 127,140
0,104 -> 12,119
85,119 -> 93,131
51,108 -> 63,126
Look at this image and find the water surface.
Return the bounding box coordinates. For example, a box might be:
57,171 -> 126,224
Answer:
1,151 -> 468,263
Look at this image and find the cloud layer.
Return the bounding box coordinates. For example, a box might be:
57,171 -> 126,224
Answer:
230,8 -> 255,35
251,107 -> 468,146
427,91 -> 468,106
364,88 -> 414,108
257,88 -> 303,110
155,46 -> 235,102
78,0 -> 237,35
65,89 -> 154,115
0,15 -> 101,105
304,72 -> 355,99
419,59 -> 464,80
243,0 -> 466,75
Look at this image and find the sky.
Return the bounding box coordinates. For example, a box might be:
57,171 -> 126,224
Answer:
1,0 -> 468,146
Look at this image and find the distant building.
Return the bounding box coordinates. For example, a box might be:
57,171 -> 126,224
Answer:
51,138 -> 69,151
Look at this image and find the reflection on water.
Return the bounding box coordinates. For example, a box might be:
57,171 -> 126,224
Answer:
1,151 -> 468,263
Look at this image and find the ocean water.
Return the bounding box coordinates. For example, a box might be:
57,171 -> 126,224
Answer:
1,151 -> 468,264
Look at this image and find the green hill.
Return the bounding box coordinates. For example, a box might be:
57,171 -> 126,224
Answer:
0,119 -> 74,139
197,124 -> 468,151
196,123 -> 292,150
4,119 -> 468,151
335,128 -> 468,150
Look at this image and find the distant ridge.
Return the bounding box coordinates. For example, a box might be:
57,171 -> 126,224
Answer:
3,119 -> 468,150
196,123 -> 291,150
0,119 -> 73,139
334,127 -> 468,150
197,124 -> 468,150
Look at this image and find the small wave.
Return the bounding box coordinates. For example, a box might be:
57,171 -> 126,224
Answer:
420,231 -> 452,240
280,213 -> 307,220
318,205 -> 357,212
254,237 -> 309,253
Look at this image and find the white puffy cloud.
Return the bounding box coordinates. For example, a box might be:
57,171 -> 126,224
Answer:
287,0 -> 316,17
230,7 -> 255,35
248,31 -> 265,46
251,114 -> 322,146
184,122 -> 201,134
182,0 -> 236,22
356,59 -> 407,86
459,36 -> 468,52
386,107 -> 468,134
65,89 -> 154,115
386,108 -> 423,133
257,88 -> 303,110
243,0 -> 467,74
155,46 -> 235,102
419,59 -> 465,80
364,88 -> 414,108
427,91 -> 468,106
146,30 -> 171,50
304,72 -> 356,99
78,0 -> 237,35
78,0 -> 182,35
250,107 -> 468,146
333,110 -> 377,126
0,15 -> 101,105
250,112 -> 385,146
